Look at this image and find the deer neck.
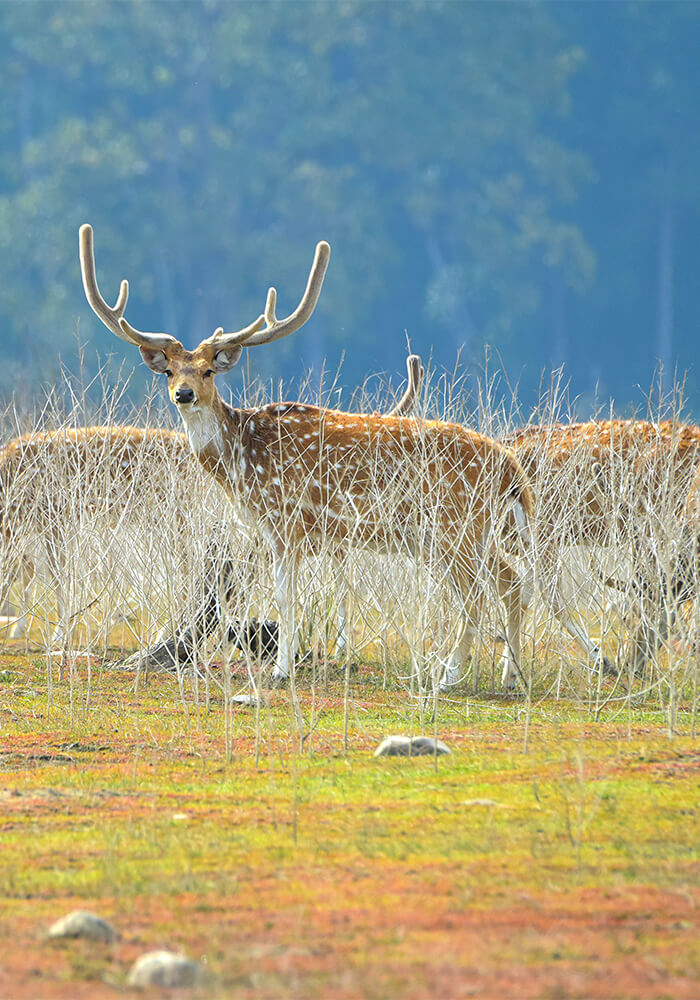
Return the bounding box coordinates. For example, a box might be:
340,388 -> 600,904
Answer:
176,392 -> 234,460
176,391 -> 248,492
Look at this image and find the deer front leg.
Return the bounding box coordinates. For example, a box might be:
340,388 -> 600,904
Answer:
533,540 -> 615,675
271,545 -> 298,682
546,582 -> 615,675
331,545 -> 352,655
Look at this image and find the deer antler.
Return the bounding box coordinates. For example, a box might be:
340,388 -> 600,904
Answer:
79,224 -> 180,351
388,354 -> 424,417
207,241 -> 331,350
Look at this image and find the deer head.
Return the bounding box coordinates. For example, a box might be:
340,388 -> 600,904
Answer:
79,224 -> 330,417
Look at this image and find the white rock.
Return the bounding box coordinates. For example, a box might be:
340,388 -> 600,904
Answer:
127,950 -> 204,989
47,910 -> 117,943
374,735 -> 451,757
374,735 -> 412,756
230,693 -> 257,706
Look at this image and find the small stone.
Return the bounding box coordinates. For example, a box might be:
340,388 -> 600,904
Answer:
48,910 -> 117,943
119,639 -> 193,673
127,950 -> 205,989
409,736 -> 451,756
230,693 -> 257,706
374,735 -> 451,757
374,735 -> 411,756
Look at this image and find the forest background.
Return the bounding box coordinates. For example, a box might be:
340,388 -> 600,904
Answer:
1,0 -> 698,417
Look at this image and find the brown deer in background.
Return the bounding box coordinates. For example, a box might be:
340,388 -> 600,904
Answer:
80,224 -> 532,687
503,418 -> 700,674
0,424 -> 190,643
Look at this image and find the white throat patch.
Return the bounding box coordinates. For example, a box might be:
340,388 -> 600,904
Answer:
179,405 -> 224,457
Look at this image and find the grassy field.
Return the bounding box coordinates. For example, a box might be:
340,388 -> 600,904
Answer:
0,649 -> 698,999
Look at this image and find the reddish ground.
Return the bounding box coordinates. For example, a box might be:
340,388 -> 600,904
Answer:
1,880 -> 697,999
1,655 -> 697,998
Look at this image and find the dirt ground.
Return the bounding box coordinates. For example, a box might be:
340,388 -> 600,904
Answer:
0,653 -> 698,999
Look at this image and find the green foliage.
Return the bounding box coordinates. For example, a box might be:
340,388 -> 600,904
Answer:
0,0 -> 592,398
0,1 -> 698,410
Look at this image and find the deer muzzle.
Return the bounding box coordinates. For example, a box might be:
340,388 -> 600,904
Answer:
174,386 -> 197,406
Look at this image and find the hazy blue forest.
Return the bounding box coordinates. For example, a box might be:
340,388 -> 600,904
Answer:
1,1 -> 698,416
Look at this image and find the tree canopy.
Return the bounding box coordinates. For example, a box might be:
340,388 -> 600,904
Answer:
0,1 -> 698,413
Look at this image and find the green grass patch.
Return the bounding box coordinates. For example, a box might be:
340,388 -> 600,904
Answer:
0,652 -> 698,999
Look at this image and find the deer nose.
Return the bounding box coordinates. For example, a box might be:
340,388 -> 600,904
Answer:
174,386 -> 196,405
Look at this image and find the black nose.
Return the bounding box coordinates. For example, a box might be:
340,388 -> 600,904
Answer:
175,386 -> 195,405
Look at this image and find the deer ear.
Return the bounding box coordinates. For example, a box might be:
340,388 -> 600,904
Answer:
213,347 -> 243,372
140,347 -> 169,373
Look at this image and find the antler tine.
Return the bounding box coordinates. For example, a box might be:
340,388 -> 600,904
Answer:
79,224 -> 180,351
201,313 -> 266,349
118,317 -> 182,351
388,354 -> 425,416
79,224 -> 133,344
213,241 -> 331,350
264,287 -> 277,326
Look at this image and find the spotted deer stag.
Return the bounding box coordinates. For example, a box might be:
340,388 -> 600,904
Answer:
80,224 -> 532,687
130,352 -> 426,672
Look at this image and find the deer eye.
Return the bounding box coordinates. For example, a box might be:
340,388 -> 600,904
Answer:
164,369 -> 173,378
203,369 -> 214,379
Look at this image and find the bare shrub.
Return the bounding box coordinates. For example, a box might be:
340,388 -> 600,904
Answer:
1,353 -> 698,735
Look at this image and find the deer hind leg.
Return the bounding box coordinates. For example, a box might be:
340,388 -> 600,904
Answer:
624,546 -> 695,675
625,615 -> 665,677
440,539 -> 527,692
493,554 -> 524,690
439,598 -> 482,690
442,546 -> 525,692
271,544 -> 299,682
624,575 -> 681,677
438,549 -> 487,690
